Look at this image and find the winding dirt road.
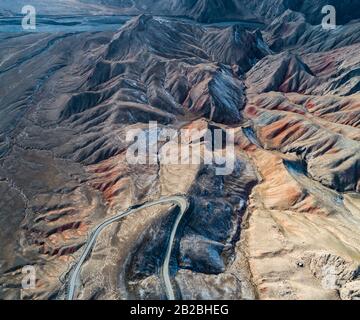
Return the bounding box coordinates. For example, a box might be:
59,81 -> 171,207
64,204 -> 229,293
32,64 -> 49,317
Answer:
65,195 -> 189,300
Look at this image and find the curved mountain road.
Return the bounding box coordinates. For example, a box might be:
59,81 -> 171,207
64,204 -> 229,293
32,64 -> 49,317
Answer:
66,195 -> 189,300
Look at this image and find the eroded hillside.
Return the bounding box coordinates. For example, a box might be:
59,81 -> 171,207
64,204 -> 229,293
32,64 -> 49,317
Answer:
0,2 -> 360,300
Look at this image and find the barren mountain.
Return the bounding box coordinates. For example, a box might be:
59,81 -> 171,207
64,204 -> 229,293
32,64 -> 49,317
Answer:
0,1 -> 360,301
4,1 -> 360,23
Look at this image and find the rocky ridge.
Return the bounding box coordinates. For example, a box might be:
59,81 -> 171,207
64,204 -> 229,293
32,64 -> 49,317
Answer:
0,1 -> 360,300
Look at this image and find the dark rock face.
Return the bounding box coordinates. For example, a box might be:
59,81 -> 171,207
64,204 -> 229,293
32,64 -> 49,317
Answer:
178,160 -> 258,274
1,0 -> 360,301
